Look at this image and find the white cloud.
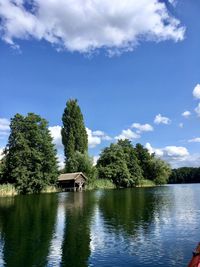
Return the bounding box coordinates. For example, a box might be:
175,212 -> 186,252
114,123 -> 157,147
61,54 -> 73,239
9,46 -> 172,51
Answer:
164,146 -> 189,158
0,118 -> 10,137
154,114 -> 171,125
182,111 -> 191,118
193,84 -> 200,99
92,131 -> 105,136
49,126 -> 64,169
86,128 -> 101,148
57,153 -> 65,169
145,142 -> 164,157
145,142 -> 197,168
0,0 -> 185,54
115,129 -> 140,141
195,103 -> 200,117
132,123 -> 154,133
93,155 -> 100,166
92,130 -> 112,141
188,137 -> 200,143
49,126 -> 63,149
0,148 -> 4,160
86,128 -> 112,148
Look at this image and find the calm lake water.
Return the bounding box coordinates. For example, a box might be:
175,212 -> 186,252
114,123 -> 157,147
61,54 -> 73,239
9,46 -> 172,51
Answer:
0,184 -> 199,266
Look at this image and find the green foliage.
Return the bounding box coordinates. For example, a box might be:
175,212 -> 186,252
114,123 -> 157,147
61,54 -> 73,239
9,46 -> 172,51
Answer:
150,158 -> 171,185
118,139 -> 143,185
97,139 -> 171,187
138,179 -> 156,187
97,143 -> 131,187
86,179 -> 116,190
4,113 -> 58,194
135,143 -> 153,180
66,151 -> 97,183
0,155 -> 6,183
169,167 -> 200,184
61,99 -> 88,165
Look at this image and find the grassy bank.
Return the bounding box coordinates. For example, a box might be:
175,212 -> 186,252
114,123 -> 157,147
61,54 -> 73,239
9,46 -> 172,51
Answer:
137,179 -> 156,187
41,186 -> 60,193
86,179 -> 116,190
87,179 -> 156,190
0,184 -> 61,197
0,179 -> 156,197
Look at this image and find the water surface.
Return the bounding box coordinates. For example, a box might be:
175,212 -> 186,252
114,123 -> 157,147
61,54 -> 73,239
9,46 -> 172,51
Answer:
0,184 -> 199,266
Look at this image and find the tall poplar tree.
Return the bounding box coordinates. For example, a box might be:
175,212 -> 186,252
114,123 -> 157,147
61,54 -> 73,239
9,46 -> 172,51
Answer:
61,99 -> 88,168
4,113 -> 58,194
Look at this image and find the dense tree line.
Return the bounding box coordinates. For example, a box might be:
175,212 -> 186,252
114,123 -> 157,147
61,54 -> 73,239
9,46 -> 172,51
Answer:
97,140 -> 171,186
0,99 -> 172,194
169,167 -> 200,184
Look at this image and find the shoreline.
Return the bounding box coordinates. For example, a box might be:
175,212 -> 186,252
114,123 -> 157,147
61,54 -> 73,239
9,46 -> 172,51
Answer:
0,179 -> 157,197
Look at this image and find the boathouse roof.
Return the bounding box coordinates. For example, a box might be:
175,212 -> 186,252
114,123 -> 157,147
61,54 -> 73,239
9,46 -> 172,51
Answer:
58,172 -> 87,181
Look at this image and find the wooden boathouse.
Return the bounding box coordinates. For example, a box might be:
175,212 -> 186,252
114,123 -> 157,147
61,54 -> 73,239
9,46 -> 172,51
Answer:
58,172 -> 87,191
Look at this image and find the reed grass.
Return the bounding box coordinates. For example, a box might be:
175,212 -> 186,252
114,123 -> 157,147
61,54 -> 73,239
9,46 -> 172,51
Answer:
41,185 -> 60,193
137,179 -> 156,187
0,184 -> 17,197
86,179 -> 116,190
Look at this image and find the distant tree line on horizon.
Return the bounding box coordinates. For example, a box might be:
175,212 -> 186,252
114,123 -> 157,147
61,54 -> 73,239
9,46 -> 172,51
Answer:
169,167 -> 200,184
0,99 -> 172,194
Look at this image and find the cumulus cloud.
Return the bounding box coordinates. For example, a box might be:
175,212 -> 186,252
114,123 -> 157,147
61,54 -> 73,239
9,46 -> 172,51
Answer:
193,84 -> 200,99
145,142 -> 164,157
49,126 -> 64,168
93,155 -> 100,166
0,0 -> 185,54
92,130 -> 112,141
86,128 -> 101,148
0,118 -> 10,137
49,126 -> 63,149
0,148 -> 4,160
182,111 -> 191,118
195,103 -> 200,117
188,137 -> 200,143
145,142 -> 198,168
115,129 -> 140,141
154,114 -> 171,125
86,128 -> 112,148
132,123 -> 154,133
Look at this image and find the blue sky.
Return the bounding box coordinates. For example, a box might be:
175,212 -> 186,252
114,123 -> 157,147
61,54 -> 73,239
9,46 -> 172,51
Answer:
0,0 -> 200,168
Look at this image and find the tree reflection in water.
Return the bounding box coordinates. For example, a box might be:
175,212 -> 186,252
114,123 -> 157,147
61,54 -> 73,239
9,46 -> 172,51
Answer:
61,192 -> 96,267
0,194 -> 58,267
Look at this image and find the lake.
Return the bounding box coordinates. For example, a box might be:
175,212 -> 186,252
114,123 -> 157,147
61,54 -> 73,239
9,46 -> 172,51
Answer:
0,184 -> 199,266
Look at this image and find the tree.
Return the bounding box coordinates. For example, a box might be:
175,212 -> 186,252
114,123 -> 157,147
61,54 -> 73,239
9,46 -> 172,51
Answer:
4,113 -> 58,194
117,139 -> 143,185
66,151 -> 97,183
0,154 -> 6,183
150,158 -> 171,185
134,143 -> 153,180
61,99 -> 88,168
169,167 -> 200,184
97,143 -> 131,187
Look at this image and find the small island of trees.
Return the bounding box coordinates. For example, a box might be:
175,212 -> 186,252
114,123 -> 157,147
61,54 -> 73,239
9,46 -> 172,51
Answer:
0,99 -> 173,195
